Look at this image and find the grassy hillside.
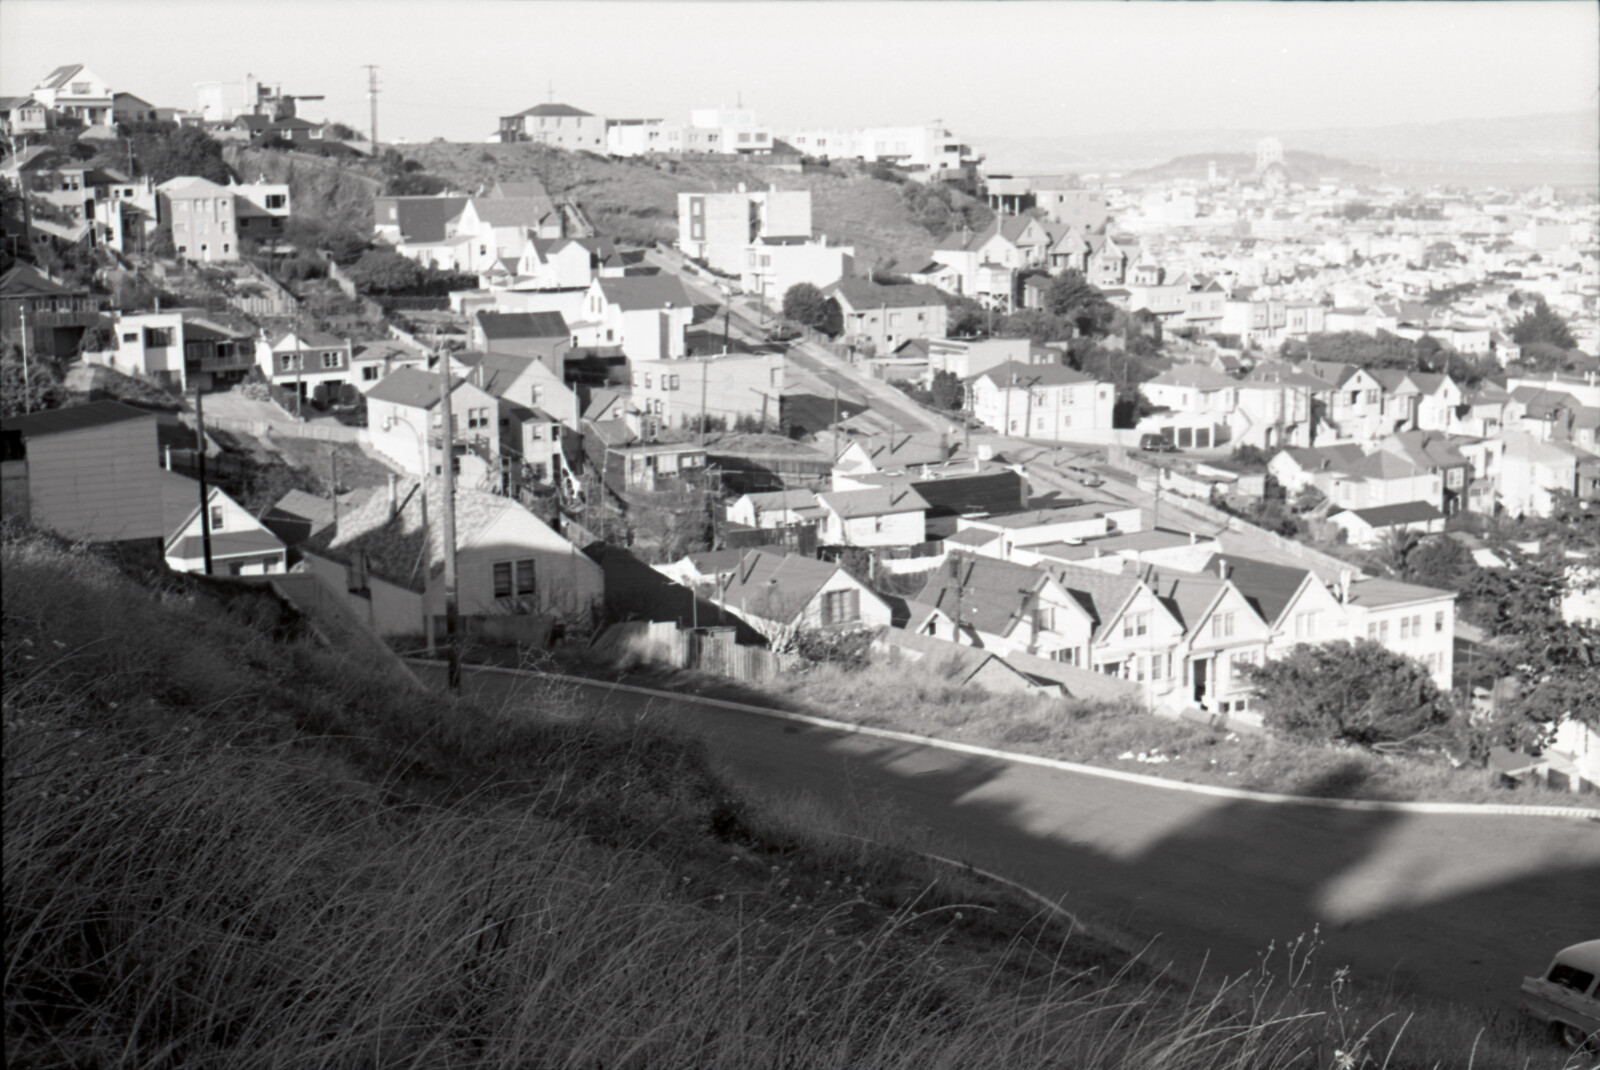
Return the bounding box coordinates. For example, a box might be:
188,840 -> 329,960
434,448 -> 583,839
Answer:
236,142 -> 989,270
1,523 -> 1581,1068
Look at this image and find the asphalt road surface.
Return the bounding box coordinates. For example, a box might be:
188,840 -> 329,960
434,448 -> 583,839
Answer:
422,663 -> 1600,1012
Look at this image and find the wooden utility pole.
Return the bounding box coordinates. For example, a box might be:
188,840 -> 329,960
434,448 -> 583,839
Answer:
195,385 -> 214,575
699,364 -> 709,445
330,445 -> 340,535
832,381 -> 840,462
437,345 -> 461,691
18,303 -> 31,413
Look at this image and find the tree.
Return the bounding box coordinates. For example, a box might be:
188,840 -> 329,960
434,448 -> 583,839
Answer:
0,349 -> 66,417
1244,640 -> 1455,750
1372,528 -> 1421,577
345,249 -> 424,294
943,294 -> 987,338
130,124 -> 233,185
1043,271 -> 1115,337
1510,300 -> 1576,350
1402,534 -> 1476,591
996,309 -> 1073,345
928,370 -> 965,412
782,283 -> 830,332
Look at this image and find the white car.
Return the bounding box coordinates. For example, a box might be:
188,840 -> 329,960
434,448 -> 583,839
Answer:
1523,939 -> 1600,1050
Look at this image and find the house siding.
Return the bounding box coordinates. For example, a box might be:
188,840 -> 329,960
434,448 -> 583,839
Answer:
25,418 -> 164,541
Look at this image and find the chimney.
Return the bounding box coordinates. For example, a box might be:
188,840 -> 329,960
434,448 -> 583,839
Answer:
1338,568 -> 1352,604
1216,558 -> 1230,580
1189,531 -> 1196,544
164,446 -> 172,470
388,474 -> 399,518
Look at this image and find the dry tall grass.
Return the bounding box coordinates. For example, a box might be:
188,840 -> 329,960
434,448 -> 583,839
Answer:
2,525 -> 1585,1068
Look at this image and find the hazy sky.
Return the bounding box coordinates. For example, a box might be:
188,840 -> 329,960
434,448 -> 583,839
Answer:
2,1 -> 1596,145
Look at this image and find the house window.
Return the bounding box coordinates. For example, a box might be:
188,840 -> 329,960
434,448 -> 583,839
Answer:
1412,614 -> 1423,637
1212,612 -> 1235,639
209,505 -> 224,529
1379,620 -> 1389,643
122,332 -> 138,343
467,407 -> 490,429
362,366 -> 379,381
493,562 -> 513,598
1435,611 -> 1445,633
1294,611 -> 1318,638
322,351 -> 340,369
1401,616 -> 1412,640
821,588 -> 861,626
144,327 -> 174,348
1033,605 -> 1055,633
281,353 -> 300,371
515,559 -> 536,596
1122,612 -> 1149,639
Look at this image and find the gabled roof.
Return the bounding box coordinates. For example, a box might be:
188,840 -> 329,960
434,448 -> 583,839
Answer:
1147,364 -> 1237,391
1204,554 -> 1312,627
1335,501 -> 1443,527
741,488 -> 820,512
316,478 -> 547,592
1276,443 -> 1368,473
2,400 -> 154,438
1302,361 -> 1366,388
1369,371 -> 1420,396
473,350 -> 562,397
364,367 -> 466,409
1146,569 -> 1230,633
157,176 -> 233,197
970,361 -> 1096,388
594,274 -> 693,312
717,551 -> 846,620
383,195 -> 470,244
1,263 -> 82,298
469,196 -> 557,227
838,431 -> 952,468
826,278 -> 946,311
476,310 -> 569,340
817,485 -> 929,518
37,64 -> 85,90
514,103 -> 594,118
1344,574 -> 1452,608
1040,561 -> 1142,640
917,555 -> 1051,639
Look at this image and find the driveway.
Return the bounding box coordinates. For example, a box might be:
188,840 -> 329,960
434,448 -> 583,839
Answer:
422,662 -> 1600,1011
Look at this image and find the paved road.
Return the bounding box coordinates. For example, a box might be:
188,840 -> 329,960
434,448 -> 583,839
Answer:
424,662 -> 1600,1011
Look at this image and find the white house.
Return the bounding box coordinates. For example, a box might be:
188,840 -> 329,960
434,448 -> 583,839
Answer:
816,485 -> 929,547
157,470 -> 286,576
710,550 -> 891,642
968,361 -> 1115,438
574,275 -> 695,361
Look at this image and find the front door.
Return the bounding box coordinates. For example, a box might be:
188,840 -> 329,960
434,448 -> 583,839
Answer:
1192,657 -> 1208,706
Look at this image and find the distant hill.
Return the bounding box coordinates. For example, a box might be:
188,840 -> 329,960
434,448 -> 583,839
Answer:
976,108 -> 1599,189
1121,151 -> 1379,187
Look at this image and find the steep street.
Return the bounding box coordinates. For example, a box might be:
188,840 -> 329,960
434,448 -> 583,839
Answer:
422,662 -> 1600,1013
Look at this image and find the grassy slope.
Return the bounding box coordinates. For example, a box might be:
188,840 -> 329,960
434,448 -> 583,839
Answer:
500,644 -> 1593,809
244,141 -> 968,270
1,525 -> 1581,1068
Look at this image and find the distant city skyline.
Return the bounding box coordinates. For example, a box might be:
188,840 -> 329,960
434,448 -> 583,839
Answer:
1,0 -> 1596,147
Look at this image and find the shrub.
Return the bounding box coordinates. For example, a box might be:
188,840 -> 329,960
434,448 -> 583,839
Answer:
1243,640 -> 1454,750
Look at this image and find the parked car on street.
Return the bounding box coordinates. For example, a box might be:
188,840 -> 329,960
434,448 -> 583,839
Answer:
1139,434 -> 1180,453
1522,940 -> 1600,1050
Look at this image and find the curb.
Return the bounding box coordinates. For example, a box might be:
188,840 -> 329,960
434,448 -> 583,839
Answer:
409,659 -> 1600,823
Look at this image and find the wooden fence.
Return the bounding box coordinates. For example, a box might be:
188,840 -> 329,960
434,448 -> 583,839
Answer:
591,621 -> 793,684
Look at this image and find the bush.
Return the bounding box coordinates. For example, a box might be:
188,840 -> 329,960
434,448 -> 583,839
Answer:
1243,640 -> 1454,750
792,627 -> 877,671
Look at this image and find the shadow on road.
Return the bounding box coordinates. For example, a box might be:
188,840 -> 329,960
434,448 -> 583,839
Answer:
431,663 -> 1600,1010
